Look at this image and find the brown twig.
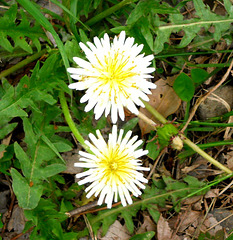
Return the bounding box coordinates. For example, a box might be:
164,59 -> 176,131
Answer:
10,226 -> 35,240
65,201 -> 99,217
181,59 -> 233,132
147,149 -> 166,180
1,193 -> 15,237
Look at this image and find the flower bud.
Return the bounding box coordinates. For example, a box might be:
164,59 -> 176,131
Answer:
171,136 -> 183,151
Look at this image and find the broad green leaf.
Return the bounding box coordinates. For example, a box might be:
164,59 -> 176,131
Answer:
53,142 -> 72,152
41,135 -> 66,163
146,138 -> 160,160
224,0 -> 233,17
157,124 -> 178,149
0,122 -> 18,139
122,118 -> 139,133
129,231 -> 155,240
121,206 -> 140,234
64,38 -> 82,63
127,0 -> 178,25
11,168 -> 43,210
152,0 -> 233,54
14,142 -> 32,179
101,213 -> 118,236
42,164 -> 66,179
191,68 -> 209,84
173,73 -> 195,101
23,118 -> 38,155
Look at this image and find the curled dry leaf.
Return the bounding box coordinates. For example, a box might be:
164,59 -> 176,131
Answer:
98,220 -> 131,240
136,214 -> 156,234
157,215 -> 180,240
139,76 -> 181,135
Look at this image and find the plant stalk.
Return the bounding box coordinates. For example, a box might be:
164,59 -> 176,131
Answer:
85,0 -> 138,26
59,91 -> 91,153
142,100 -> 167,124
181,136 -> 232,174
0,48 -> 47,79
142,100 -> 232,174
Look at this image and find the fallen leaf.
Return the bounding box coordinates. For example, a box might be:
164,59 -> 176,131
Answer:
62,149 -> 82,174
224,147 -> 233,170
178,210 -> 202,232
7,205 -> 26,233
182,195 -> 202,205
157,215 -> 180,240
205,189 -> 219,198
98,220 -> 131,240
0,134 -> 12,159
136,214 -> 156,234
139,76 -> 181,135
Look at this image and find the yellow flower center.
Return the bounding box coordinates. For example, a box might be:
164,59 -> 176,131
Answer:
99,145 -> 134,185
92,51 -> 138,100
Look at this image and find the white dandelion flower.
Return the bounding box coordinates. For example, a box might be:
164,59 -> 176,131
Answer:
68,31 -> 156,123
75,125 -> 149,209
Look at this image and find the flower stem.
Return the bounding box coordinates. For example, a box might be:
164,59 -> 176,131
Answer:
59,91 -> 91,153
142,101 -> 232,174
0,48 -> 47,79
142,100 -> 167,124
181,136 -> 232,174
85,0 -> 138,26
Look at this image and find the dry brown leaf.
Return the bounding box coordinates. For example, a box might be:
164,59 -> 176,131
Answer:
7,205 -> 26,233
136,214 -> 156,234
181,163 -> 202,174
157,215 -> 180,240
203,213 -> 223,236
182,195 -> 202,205
61,149 -> 82,174
139,76 -> 181,135
178,210 -> 202,232
224,148 -> 233,170
0,133 -> 12,159
98,220 -> 131,240
205,189 -> 219,198
157,215 -> 172,240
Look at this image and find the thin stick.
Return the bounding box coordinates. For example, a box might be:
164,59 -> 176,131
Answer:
181,59 -> 233,132
65,201 -> 98,217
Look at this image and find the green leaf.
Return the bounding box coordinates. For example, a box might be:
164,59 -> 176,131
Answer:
16,0 -> 71,83
14,142 -> 32,179
53,141 -> 72,152
11,168 -> 43,210
101,213 -> 118,236
42,164 -> 66,178
0,122 -> 18,139
173,73 -> 195,101
152,0 -> 233,53
41,135 -> 66,163
127,0 -> 178,25
23,118 -> 38,155
64,38 -> 82,63
129,231 -> 155,240
157,124 -> 178,149
122,118 -> 139,133
146,136 -> 160,160
121,206 -> 140,234
191,68 -> 209,84
0,4 -> 47,53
